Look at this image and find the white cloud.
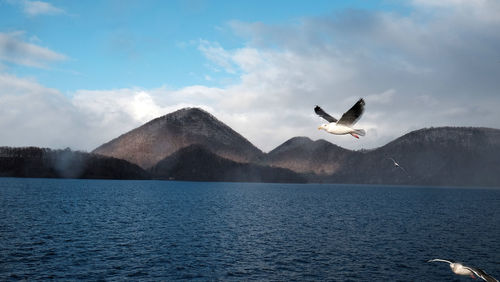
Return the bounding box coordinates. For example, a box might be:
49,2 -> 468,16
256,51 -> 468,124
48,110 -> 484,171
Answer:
1,1 -> 500,153
0,76 -> 189,150
0,73 -> 85,149
69,86 -> 227,150
191,1 -> 500,150
22,0 -> 64,17
412,0 -> 477,7
366,89 -> 396,105
0,31 -> 67,68
198,40 -> 238,74
412,0 -> 494,9
411,0 -> 500,23
73,88 -> 163,124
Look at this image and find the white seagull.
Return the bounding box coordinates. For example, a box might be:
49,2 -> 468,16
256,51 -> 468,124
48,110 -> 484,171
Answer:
315,98 -> 366,139
428,259 -> 498,282
387,157 -> 411,178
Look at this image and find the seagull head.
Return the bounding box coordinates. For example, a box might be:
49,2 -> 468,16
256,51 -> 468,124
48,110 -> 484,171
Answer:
318,124 -> 328,131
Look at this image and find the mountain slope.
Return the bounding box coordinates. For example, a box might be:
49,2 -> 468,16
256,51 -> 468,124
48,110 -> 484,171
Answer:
263,127 -> 500,186
0,147 -> 149,179
93,108 -> 263,169
265,136 -> 354,175
330,127 -> 500,186
150,144 -> 306,183
90,106 -> 500,186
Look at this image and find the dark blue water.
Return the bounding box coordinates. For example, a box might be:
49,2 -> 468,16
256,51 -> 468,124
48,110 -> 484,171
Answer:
1,178 -> 499,281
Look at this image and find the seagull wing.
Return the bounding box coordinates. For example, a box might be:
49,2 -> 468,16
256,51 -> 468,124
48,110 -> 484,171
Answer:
464,266 -> 499,282
337,98 -> 365,126
428,259 -> 453,264
387,158 -> 397,165
314,106 -> 337,123
398,165 -> 411,178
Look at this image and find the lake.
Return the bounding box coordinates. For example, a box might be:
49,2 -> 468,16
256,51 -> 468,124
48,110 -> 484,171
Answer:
1,178 -> 499,281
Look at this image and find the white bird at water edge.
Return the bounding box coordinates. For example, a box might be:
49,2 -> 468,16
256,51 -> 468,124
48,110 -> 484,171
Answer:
428,259 -> 498,282
314,98 -> 366,139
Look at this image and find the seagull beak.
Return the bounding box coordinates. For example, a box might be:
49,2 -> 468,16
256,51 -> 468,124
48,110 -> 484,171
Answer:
318,126 -> 321,130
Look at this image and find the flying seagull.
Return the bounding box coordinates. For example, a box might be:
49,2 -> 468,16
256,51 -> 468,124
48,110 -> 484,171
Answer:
314,98 -> 366,139
387,157 -> 411,178
428,259 -> 498,282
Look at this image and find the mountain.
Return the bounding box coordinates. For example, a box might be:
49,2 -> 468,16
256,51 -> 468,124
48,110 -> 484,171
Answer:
149,144 -> 306,183
269,127 -> 500,186
89,105 -> 500,186
93,108 -> 263,169
7,107 -> 497,186
0,147 -> 149,179
265,136 -> 354,175
342,126 -> 500,186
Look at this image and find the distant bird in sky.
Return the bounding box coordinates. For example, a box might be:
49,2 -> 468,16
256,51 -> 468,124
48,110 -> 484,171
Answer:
428,259 -> 498,282
387,157 -> 410,178
315,98 -> 366,139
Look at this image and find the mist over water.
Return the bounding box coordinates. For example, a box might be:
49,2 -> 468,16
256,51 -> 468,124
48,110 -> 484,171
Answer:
1,179 -> 499,281
51,149 -> 85,179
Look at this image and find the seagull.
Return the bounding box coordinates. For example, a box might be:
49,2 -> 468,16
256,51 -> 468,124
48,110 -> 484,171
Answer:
428,259 -> 498,282
314,98 -> 366,139
387,157 -> 411,178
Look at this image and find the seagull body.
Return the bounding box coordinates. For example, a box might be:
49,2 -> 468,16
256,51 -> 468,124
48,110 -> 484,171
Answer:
388,157 -> 401,167
428,259 -> 498,282
321,123 -> 358,135
388,157 -> 411,178
315,98 -> 366,139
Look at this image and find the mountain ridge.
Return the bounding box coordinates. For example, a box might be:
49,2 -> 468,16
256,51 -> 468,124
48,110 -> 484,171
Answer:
2,107 -> 500,186
93,107 -> 263,169
150,144 -> 306,183
265,136 -> 354,175
90,107 -> 500,186
0,147 -> 149,179
324,126 -> 500,186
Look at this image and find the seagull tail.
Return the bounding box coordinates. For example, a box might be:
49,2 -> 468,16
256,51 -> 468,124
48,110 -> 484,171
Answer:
354,129 -> 366,136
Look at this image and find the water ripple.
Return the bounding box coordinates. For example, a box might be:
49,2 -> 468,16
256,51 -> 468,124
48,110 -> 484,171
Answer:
1,179 -> 499,281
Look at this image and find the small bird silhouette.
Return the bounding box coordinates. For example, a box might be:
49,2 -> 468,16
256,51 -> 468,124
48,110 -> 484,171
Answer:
387,157 -> 410,178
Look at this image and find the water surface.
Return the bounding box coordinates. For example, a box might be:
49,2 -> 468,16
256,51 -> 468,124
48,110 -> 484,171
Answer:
1,178 -> 499,281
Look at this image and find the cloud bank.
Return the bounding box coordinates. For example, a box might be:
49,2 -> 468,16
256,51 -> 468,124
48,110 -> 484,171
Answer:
19,0 -> 65,17
0,31 -> 67,68
1,1 -> 500,152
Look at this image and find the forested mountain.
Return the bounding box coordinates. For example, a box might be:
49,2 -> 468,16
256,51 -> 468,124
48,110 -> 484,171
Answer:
265,136 -> 354,175
264,127 -> 500,186
2,108 -> 500,187
327,127 -> 500,186
150,144 -> 306,183
93,108 -> 263,169
0,147 -> 149,179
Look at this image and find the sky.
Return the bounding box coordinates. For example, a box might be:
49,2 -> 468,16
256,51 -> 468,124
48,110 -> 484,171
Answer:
1,0 -> 499,152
